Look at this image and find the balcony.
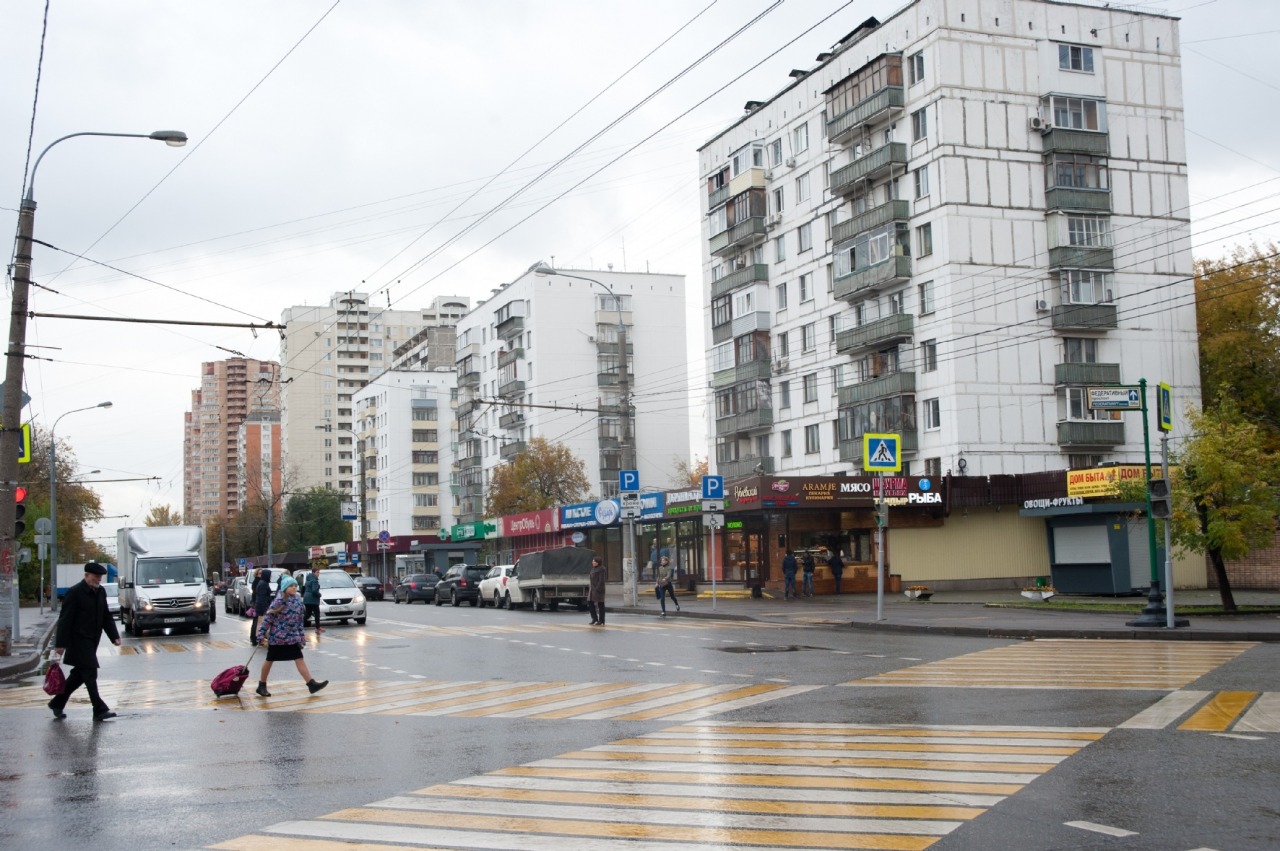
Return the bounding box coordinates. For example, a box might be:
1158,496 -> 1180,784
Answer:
595,339 -> 634,356
456,398 -> 478,418
598,372 -> 621,387
1054,362 -> 1122,386
458,454 -> 481,469
496,315 -> 525,341
826,86 -> 905,144
599,433 -> 621,450
719,455 -> 776,479
498,410 -> 525,429
500,440 -> 527,460
1048,245 -> 1114,269
829,143 -> 908,197
838,371 -> 917,406
461,481 -> 484,498
831,199 -> 910,246
709,216 -> 768,257
715,407 -> 774,436
498,347 -> 524,367
711,263 -> 769,300
712,358 -> 772,389
1051,303 -> 1118,331
1045,187 -> 1111,213
1057,420 -> 1125,447
836,313 -> 914,354
1041,128 -> 1110,156
712,309 -> 771,346
839,429 -> 918,463
833,255 -> 912,301
498,379 -> 526,397
708,183 -> 730,211
459,371 -> 481,389
454,342 -> 480,361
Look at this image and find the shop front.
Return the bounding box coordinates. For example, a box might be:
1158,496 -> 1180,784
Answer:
494,508 -> 562,565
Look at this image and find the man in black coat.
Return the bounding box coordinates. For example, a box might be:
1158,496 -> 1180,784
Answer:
49,562 -> 122,721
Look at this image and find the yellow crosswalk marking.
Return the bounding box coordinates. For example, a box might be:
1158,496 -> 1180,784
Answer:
1178,691 -> 1258,731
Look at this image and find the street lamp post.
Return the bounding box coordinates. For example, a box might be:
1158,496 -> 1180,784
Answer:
49,403 -> 112,611
530,262 -> 638,606
1,129 -> 185,642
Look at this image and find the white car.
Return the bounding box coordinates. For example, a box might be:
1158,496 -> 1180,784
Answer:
103,582 -> 121,619
313,569 -> 368,625
478,564 -> 524,609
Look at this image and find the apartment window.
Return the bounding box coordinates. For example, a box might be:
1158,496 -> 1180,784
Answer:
923,398 -> 941,430
795,173 -> 810,204
411,429 -> 438,443
1062,387 -> 1120,421
770,138 -> 783,166
921,339 -> 938,372
775,282 -> 788,310
776,331 -> 789,357
828,315 -> 839,346
793,122 -> 809,153
775,235 -> 786,262
733,289 -> 754,315
888,290 -> 905,315
1047,154 -> 1108,190
918,280 -> 936,315
798,273 -> 812,303
782,430 -> 793,457
1064,337 -> 1099,363
909,50 -> 925,85
802,323 -> 816,352
412,472 -> 439,486
779,380 -> 791,408
772,187 -> 784,214
1067,215 -> 1111,247
923,457 -> 942,477
1062,270 -> 1111,304
803,372 -> 818,403
916,222 -> 933,257
804,424 -> 821,454
1049,95 -> 1104,131
712,295 -> 731,327
1068,453 -> 1106,470
911,107 -> 928,142
798,223 -> 812,252
914,164 -> 930,198
1058,43 -> 1095,73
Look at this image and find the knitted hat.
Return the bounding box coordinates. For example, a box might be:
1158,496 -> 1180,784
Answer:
278,575 -> 298,592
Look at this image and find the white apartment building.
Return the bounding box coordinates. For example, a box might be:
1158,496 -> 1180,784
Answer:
353,370 -> 458,541
454,265 -> 693,522
700,0 -> 1199,480
280,292 -> 469,494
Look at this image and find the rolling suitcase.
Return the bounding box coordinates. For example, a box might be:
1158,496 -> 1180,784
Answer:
211,648 -> 257,697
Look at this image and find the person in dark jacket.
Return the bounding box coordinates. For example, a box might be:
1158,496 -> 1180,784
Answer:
249,568 -> 273,645
587,555 -> 606,626
302,564 -> 323,633
801,551 -> 816,597
49,562 -> 121,721
827,550 -> 845,594
781,550 -> 798,600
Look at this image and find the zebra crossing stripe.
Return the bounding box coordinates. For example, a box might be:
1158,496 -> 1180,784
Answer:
1236,692 -> 1280,733
1118,690 -> 1212,729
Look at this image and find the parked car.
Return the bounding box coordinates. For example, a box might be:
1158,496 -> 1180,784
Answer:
313,569 -> 368,625
225,577 -> 249,614
353,575 -> 384,601
211,580 -> 228,596
103,582 -> 121,619
478,565 -> 524,609
394,573 -> 438,604
435,564 -> 490,607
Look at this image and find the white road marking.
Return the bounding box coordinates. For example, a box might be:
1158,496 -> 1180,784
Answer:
1065,820 -> 1138,837
1211,733 -> 1265,741
1119,691 -> 1212,729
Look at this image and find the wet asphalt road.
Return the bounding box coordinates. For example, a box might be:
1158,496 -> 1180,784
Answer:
1,598 -> 1277,850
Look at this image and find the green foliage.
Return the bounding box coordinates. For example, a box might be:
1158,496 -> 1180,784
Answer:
485,437 -> 590,516
278,487 -> 351,552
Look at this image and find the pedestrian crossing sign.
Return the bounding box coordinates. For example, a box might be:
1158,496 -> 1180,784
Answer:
862,433 -> 901,472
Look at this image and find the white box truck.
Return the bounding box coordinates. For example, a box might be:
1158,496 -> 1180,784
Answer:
117,526 -> 213,636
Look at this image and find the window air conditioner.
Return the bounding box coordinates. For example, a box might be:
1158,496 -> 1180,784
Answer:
1035,299 -> 1050,312
785,157 -> 797,168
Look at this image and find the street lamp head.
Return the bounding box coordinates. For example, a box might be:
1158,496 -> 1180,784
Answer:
149,130 -> 188,147
97,401 -> 113,409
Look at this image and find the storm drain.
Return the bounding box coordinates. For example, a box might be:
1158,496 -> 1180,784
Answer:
717,645 -> 823,654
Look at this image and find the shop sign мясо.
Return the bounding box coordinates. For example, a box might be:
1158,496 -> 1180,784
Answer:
725,476 -> 942,509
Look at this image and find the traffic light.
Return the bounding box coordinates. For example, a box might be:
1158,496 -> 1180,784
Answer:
14,486 -> 26,537
1149,478 -> 1172,519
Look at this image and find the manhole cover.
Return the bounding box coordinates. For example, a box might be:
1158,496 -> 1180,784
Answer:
718,645 -> 814,654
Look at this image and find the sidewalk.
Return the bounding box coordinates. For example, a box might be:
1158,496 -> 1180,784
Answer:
0,604 -> 60,681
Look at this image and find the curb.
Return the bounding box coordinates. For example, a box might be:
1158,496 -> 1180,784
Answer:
0,619 -> 58,681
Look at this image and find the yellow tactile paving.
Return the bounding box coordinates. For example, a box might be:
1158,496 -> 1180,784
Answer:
845,639 -> 1255,690
210,721 -> 1097,850
1178,691 -> 1259,731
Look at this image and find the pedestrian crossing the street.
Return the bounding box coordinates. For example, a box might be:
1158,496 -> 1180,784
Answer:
1120,689 -> 1280,734
842,639 -> 1255,690
207,721 -> 1105,850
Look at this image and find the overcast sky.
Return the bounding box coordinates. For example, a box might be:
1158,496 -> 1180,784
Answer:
3,0 -> 1277,557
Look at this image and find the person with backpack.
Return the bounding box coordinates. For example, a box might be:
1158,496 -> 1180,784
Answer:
801,551 -> 816,597
781,550 -> 798,600
827,550 -> 845,594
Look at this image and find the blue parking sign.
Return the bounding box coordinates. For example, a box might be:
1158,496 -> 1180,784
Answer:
701,475 -> 724,500
619,469 -> 640,492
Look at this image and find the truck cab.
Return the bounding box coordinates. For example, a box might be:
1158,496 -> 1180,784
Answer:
118,526 -> 212,637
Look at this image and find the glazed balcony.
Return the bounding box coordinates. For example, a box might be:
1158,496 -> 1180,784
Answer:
833,255 -> 912,301
1057,420 -> 1125,447
1048,245 -> 1114,269
1041,128 -> 1110,156
1054,362 -> 1122,386
1045,187 -> 1111,213
838,371 -> 916,406
836,313 -> 914,354
715,408 -> 774,436
709,216 -> 768,257
712,358 -> 772,389
1051,303 -> 1118,331
711,263 -> 769,300
831,199 -> 910,246
829,143 -> 908,197
826,86 -> 905,144
712,309 -> 771,346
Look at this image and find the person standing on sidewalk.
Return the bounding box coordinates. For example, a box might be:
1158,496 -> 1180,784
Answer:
249,568 -> 272,646
801,551 -> 816,597
303,564 -> 324,633
781,550 -> 798,600
827,550 -> 845,594
587,555 -> 606,626
49,562 -> 121,721
655,555 -> 680,617
255,576 -> 327,698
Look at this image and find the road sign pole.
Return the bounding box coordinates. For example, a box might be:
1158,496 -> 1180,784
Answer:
875,473 -> 885,622
1127,377 -> 1169,627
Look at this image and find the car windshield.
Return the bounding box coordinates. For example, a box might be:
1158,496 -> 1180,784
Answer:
139,557 -> 204,585
318,571 -> 356,589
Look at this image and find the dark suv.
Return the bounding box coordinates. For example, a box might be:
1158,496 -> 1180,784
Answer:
434,564 -> 490,607
395,573 -> 438,604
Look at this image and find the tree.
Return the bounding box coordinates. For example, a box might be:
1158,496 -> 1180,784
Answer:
1195,244 -> 1280,448
485,437 -> 590,516
145,505 -> 183,526
671,456 -> 709,488
1169,401 -> 1280,611
278,487 -> 350,552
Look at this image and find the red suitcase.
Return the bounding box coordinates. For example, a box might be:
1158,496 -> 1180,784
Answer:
211,648 -> 257,697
